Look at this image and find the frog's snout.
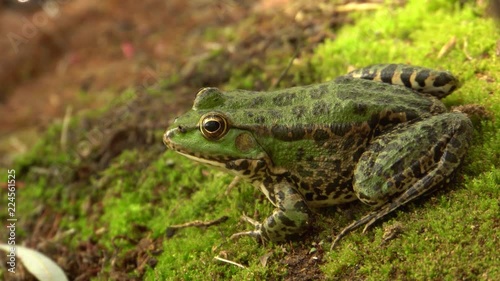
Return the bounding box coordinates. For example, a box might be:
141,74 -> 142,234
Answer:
163,128 -> 176,149
164,125 -> 188,149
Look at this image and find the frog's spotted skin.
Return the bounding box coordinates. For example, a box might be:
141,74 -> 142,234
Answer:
347,64 -> 459,98
164,64 -> 473,246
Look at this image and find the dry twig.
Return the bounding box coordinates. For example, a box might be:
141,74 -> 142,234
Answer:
214,256 -> 246,269
166,216 -> 229,238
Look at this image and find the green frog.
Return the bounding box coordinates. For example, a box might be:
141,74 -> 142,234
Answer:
163,64 -> 473,248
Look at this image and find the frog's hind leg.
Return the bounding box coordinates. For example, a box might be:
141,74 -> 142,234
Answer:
346,64 -> 459,99
331,112 -> 473,249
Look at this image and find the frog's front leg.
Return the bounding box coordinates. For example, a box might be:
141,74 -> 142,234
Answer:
332,112 -> 473,248
231,181 -> 312,243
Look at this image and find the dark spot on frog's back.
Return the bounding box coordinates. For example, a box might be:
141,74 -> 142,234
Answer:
312,102 -> 330,116
268,110 -> 282,119
292,105 -> 306,118
251,97 -> 265,107
273,93 -> 296,106
309,85 -> 328,99
254,116 -> 266,124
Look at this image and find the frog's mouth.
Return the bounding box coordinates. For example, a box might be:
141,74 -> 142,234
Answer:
172,149 -> 271,181
164,127 -> 274,179
176,151 -> 228,169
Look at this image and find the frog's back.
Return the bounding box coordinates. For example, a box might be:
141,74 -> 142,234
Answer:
218,76 -> 446,130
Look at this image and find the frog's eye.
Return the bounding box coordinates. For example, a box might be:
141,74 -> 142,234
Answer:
200,113 -> 229,140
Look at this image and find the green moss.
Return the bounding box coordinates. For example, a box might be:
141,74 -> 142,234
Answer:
133,151 -> 284,280
312,0 -> 497,80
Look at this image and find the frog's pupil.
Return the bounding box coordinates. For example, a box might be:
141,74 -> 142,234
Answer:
204,121 -> 220,132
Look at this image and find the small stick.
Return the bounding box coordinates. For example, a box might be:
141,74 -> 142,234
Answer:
463,37 -> 474,61
214,256 -> 246,269
270,47 -> 300,90
437,36 -> 456,59
166,216 -> 228,238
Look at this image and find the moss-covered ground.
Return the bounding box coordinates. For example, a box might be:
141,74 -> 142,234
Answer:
1,0 -> 498,280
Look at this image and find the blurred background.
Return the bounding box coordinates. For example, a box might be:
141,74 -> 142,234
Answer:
0,0 -> 262,166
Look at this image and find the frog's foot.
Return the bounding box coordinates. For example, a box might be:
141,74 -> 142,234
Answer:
330,211 -> 378,249
231,182 -> 312,243
330,203 -> 402,250
230,214 -> 265,242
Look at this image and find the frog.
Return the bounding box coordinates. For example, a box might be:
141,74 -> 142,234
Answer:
163,64 -> 473,248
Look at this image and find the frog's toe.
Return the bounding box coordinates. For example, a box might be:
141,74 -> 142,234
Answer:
230,230 -> 263,241
362,204 -> 395,233
362,217 -> 378,233
230,214 -> 266,242
240,214 -> 260,227
330,211 -> 378,249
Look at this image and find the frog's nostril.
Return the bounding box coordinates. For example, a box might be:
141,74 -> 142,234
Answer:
178,125 -> 187,133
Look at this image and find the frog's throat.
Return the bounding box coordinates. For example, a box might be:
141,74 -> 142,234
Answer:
175,150 -> 285,181
176,151 -> 227,169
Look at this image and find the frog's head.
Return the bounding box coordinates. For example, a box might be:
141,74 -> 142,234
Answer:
164,88 -> 270,177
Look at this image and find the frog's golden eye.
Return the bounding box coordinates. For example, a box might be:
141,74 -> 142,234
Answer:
200,113 -> 229,140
